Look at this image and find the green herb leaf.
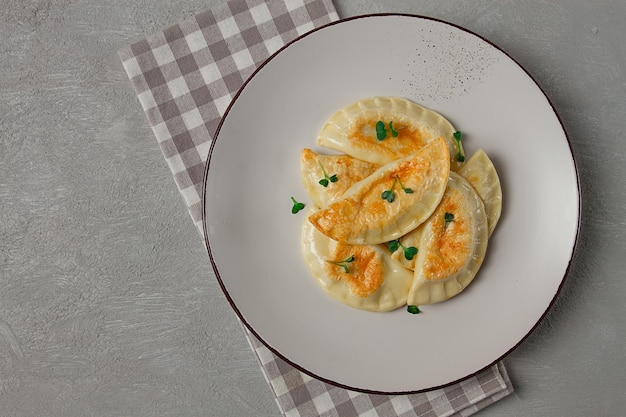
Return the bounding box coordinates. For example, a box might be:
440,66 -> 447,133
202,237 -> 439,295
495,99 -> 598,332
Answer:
380,175 -> 415,202
376,120 -> 387,140
395,176 -> 414,195
452,131 -> 465,163
389,121 -> 399,137
444,212 -> 454,224
327,255 -> 355,274
291,197 -> 305,214
381,176 -> 401,203
381,190 -> 395,202
389,239 -> 418,260
404,246 -> 418,260
318,161 -> 338,187
407,305 -> 421,314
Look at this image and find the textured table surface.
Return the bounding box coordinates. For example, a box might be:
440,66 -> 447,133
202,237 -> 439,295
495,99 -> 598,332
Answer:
1,1 -> 625,416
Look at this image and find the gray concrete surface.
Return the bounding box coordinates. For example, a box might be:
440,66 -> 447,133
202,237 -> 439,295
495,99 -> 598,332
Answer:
1,1 -> 625,416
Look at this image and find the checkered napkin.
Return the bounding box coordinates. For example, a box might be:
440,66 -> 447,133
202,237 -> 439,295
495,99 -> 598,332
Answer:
118,0 -> 514,415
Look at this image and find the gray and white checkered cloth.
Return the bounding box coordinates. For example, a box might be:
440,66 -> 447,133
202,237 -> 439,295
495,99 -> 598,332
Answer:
119,0 -> 514,415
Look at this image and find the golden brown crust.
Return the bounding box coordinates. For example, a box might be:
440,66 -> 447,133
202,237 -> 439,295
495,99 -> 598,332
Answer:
308,138 -> 450,245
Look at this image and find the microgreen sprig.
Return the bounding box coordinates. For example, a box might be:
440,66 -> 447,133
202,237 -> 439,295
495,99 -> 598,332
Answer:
375,121 -> 399,140
407,305 -> 421,314
389,121 -> 399,137
381,175 -> 414,203
291,197 -> 305,214
376,121 -> 386,140
388,239 -> 418,260
327,255 -> 355,274
453,131 -> 465,162
317,160 -> 338,187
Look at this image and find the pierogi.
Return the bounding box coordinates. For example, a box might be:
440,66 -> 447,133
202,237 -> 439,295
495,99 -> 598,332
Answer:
316,96 -> 462,170
300,149 -> 379,208
308,138 -> 450,245
458,149 -> 503,237
407,172 -> 488,305
297,96 -> 502,312
301,208 -> 413,312
391,150 -> 503,271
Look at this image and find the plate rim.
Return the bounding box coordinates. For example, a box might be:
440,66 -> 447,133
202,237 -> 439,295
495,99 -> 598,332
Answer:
201,13 -> 582,394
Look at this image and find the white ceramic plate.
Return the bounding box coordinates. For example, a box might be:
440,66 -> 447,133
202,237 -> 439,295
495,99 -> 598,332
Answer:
203,14 -> 579,393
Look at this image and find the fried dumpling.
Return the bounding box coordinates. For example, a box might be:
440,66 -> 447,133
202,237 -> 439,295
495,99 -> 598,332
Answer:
390,149 -> 501,271
457,149 -> 503,237
300,149 -> 379,209
407,172 -> 488,305
308,138 -> 450,245
301,209 -> 413,312
317,96 -> 459,167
